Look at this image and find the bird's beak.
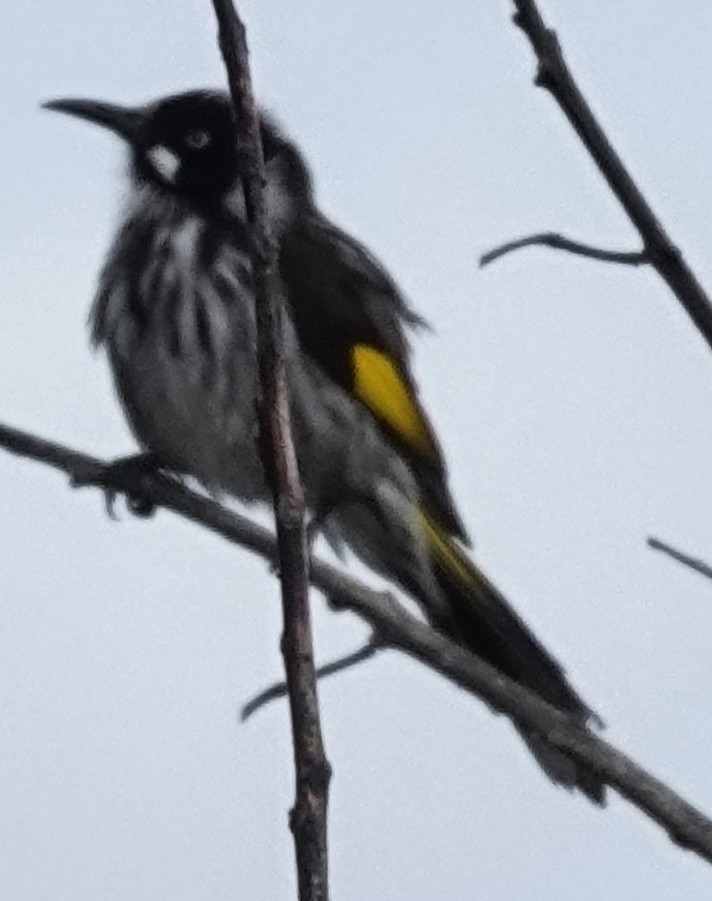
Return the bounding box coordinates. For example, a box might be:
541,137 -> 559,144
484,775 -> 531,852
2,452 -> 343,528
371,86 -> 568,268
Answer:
42,98 -> 145,143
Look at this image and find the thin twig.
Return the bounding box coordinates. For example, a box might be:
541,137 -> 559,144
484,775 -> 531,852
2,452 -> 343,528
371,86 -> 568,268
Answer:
209,3 -> 330,899
648,537 -> 712,582
509,0 -> 712,354
480,232 -> 647,268
3,421 -> 712,864
242,638 -> 380,722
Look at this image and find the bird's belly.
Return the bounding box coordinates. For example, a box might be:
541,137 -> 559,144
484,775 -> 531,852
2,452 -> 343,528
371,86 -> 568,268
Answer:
111,338 -> 267,502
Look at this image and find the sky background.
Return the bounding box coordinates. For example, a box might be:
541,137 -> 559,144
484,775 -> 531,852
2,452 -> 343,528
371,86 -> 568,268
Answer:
2,1 -> 712,898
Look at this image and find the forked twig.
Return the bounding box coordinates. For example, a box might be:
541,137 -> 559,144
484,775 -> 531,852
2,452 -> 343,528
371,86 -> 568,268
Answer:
506,0 -> 712,353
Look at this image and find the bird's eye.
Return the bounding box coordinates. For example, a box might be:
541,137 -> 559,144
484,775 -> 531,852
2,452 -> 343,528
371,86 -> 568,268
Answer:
184,129 -> 211,150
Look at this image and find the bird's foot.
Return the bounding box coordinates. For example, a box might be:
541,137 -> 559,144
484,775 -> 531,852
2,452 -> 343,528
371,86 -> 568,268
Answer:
71,452 -> 167,519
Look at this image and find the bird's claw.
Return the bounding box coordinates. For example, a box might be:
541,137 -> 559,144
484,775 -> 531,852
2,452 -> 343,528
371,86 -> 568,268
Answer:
71,452 -> 165,519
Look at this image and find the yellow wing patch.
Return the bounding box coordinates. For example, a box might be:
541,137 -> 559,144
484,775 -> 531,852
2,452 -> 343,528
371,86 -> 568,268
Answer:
351,344 -> 433,454
419,508 -> 475,589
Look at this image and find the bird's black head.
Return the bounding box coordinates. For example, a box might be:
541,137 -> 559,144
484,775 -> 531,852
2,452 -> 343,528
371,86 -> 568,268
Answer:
43,90 -> 313,217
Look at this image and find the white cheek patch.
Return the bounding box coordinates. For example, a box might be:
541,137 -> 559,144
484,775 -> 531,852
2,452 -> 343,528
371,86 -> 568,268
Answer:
146,145 -> 180,184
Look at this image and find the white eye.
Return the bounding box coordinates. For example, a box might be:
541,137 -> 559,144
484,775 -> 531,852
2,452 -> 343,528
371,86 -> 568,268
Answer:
184,129 -> 211,150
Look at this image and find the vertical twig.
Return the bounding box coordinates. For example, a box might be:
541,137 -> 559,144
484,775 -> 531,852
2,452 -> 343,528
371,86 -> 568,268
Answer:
209,2 -> 331,898
511,0 -> 712,354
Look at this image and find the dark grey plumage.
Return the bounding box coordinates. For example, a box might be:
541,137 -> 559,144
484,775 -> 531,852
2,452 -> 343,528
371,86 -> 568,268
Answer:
45,89 -> 604,803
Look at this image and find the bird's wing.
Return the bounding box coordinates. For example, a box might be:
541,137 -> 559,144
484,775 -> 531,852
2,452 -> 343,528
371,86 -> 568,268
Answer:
279,213 -> 470,543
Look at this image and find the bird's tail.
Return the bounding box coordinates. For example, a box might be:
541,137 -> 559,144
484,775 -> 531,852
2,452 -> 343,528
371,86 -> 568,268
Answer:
419,510 -> 605,804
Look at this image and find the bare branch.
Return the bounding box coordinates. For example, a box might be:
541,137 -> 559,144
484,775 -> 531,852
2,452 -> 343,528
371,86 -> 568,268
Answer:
509,0 -> 712,354
648,537 -> 712,583
242,638 -> 380,722
3,420 -> 712,864
480,232 -> 647,268
209,3 -> 329,898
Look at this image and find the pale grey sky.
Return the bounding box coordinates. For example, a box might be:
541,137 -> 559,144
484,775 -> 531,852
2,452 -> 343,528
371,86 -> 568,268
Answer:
2,1 -> 712,899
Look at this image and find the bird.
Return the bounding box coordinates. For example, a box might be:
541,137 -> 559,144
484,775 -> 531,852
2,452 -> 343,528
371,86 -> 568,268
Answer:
44,89 -> 604,803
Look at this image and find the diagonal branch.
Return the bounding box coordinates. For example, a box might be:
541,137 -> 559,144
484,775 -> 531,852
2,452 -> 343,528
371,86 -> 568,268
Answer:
209,3 -> 330,899
480,232 -> 647,268
508,0 -> 712,353
648,537 -> 712,583
3,420 -> 712,865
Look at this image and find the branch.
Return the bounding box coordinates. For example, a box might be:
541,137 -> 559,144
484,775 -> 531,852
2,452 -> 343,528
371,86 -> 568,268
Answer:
509,1 -> 712,354
209,3 -> 329,899
648,537 -> 712,583
3,421 -> 712,864
242,638 -> 380,721
480,232 -> 647,268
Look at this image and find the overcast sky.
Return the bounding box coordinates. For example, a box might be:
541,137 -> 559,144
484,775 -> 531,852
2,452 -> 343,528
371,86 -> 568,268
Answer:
3,1 -> 712,898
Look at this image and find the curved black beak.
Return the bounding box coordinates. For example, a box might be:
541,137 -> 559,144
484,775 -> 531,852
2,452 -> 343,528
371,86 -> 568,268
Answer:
42,98 -> 145,143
